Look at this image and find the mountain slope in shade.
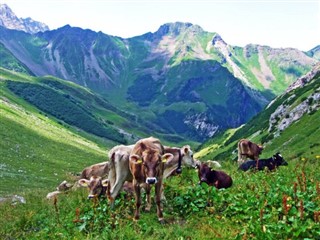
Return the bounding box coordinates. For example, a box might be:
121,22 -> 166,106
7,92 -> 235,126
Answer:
0,4 -> 49,34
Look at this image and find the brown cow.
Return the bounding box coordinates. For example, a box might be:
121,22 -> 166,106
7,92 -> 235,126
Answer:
237,139 -> 263,165
197,162 -> 233,189
78,176 -> 109,199
129,137 -> 174,223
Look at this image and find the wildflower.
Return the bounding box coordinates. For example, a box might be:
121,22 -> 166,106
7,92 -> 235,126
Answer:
299,200 -> 304,220
316,155 -> 320,159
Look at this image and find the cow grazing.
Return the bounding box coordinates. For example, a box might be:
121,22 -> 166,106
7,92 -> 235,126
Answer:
78,176 -> 109,199
129,137 -> 174,223
197,163 -> 233,189
238,152 -> 288,171
237,139 -> 264,165
107,144 -> 134,204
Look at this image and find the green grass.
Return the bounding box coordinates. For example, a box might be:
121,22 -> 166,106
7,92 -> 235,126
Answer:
0,95 -> 107,195
0,157 -> 318,239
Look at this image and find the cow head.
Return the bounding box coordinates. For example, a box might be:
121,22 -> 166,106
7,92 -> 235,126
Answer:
181,145 -> 196,168
273,152 -> 288,166
78,176 -> 109,199
56,180 -> 73,191
130,150 -> 174,185
258,145 -> 264,154
197,163 -> 212,185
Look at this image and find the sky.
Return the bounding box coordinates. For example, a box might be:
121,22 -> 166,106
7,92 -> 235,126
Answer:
1,0 -> 319,51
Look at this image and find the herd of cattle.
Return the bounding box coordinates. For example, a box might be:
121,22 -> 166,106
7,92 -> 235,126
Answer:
47,137 -> 288,223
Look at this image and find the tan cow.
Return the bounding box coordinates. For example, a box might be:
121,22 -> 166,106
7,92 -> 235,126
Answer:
107,144 -> 134,204
237,139 -> 264,165
80,161 -> 109,180
129,137 -> 174,223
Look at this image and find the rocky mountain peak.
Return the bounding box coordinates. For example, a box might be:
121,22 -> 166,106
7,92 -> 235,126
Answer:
0,3 -> 49,34
155,22 -> 203,37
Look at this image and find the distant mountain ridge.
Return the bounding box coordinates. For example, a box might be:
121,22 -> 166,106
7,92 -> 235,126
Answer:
0,5 -> 319,141
0,4 -> 49,34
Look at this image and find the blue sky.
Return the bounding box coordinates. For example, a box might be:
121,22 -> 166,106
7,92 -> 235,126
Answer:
1,0 -> 319,51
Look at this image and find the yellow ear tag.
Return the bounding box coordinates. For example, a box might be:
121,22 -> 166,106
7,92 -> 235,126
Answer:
137,159 -> 143,163
162,158 -> 167,163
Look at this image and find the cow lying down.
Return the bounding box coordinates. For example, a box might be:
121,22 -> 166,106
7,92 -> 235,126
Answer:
46,180 -> 74,199
197,162 -> 233,189
238,152 -> 288,171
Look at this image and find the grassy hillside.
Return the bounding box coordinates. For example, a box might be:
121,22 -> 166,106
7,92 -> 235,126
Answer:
0,82 -> 107,195
0,42 -> 33,75
0,156 -> 318,239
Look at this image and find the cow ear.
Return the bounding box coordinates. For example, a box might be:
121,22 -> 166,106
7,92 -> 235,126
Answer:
101,179 -> 109,187
162,153 -> 174,163
140,142 -> 147,151
78,179 -> 89,187
183,146 -> 189,154
130,154 -> 143,164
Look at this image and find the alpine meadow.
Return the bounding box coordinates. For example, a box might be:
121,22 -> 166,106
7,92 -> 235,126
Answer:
0,3 -> 319,239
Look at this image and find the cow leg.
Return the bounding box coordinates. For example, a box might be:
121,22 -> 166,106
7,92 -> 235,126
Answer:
108,166 -> 116,203
155,182 -> 164,223
110,169 -> 129,200
144,184 -> 152,212
133,181 -> 141,221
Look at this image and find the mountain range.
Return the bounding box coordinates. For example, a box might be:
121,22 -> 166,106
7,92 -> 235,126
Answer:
196,63 -> 320,161
0,3 -> 319,143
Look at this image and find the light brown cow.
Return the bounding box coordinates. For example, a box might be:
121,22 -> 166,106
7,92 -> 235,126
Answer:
80,161 -> 109,180
237,139 -> 264,165
129,137 -> 174,223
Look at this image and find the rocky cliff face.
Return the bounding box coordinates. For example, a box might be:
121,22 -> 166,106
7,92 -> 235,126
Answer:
0,4 -> 49,34
268,63 -> 320,136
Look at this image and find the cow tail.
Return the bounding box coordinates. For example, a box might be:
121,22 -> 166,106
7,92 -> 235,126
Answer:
176,151 -> 182,174
237,141 -> 242,164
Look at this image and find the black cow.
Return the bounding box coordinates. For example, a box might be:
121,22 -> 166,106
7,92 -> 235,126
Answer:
238,152 -> 288,171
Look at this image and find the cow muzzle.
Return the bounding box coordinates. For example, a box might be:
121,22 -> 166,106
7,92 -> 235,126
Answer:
146,177 -> 157,184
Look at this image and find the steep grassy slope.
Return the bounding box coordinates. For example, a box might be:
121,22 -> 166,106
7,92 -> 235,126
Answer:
0,42 -> 33,75
0,82 -> 107,195
196,66 -> 320,161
